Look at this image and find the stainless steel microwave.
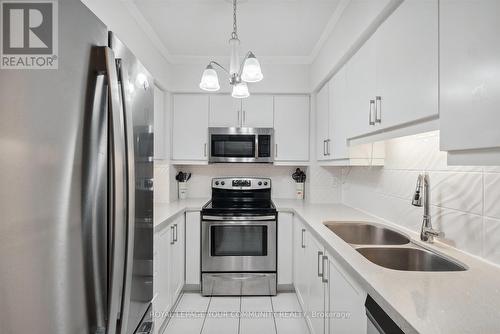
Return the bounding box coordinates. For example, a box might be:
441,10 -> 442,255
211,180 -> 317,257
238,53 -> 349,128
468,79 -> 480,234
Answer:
208,127 -> 274,163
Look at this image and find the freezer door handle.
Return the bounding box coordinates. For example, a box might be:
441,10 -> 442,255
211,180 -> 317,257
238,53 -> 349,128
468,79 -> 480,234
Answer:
101,46 -> 128,334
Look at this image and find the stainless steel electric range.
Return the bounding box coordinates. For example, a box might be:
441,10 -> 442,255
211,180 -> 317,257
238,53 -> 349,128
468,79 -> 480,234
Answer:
201,177 -> 277,296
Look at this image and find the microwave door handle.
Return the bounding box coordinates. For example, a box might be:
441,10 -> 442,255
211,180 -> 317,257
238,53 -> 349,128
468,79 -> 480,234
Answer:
255,135 -> 259,159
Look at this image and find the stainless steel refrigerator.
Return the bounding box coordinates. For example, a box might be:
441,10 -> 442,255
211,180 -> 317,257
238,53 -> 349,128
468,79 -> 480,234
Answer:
0,1 -> 154,333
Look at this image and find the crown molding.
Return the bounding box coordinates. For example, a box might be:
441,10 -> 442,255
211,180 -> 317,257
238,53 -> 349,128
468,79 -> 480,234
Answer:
121,0 -> 174,63
308,0 -> 351,63
122,0 -> 351,66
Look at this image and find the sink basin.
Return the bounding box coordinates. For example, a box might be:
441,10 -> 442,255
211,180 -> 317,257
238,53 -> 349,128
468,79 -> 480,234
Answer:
357,247 -> 467,272
324,222 -> 410,245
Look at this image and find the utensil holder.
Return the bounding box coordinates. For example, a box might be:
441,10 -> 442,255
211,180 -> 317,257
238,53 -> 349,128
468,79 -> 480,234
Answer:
296,182 -> 304,200
178,181 -> 188,200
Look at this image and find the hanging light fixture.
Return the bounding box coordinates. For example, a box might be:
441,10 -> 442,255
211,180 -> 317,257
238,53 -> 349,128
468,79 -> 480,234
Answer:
199,0 -> 263,98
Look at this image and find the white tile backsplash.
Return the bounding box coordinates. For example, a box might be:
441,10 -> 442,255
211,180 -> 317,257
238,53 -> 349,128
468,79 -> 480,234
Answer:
342,131 -> 500,266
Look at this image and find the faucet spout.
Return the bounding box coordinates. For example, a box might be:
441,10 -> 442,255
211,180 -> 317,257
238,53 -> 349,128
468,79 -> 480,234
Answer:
412,173 -> 441,243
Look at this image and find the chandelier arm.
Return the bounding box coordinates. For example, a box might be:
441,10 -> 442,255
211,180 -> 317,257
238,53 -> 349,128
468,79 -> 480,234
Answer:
209,61 -> 230,75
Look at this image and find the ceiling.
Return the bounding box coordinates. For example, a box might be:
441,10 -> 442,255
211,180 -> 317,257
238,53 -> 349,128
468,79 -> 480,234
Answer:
130,0 -> 342,64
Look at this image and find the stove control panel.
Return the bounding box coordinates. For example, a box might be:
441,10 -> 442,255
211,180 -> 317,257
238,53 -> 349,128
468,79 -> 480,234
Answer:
212,177 -> 271,190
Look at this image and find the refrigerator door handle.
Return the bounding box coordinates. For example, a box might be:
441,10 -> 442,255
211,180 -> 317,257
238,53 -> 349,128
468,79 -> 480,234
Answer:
102,46 -> 128,334
115,58 -> 136,334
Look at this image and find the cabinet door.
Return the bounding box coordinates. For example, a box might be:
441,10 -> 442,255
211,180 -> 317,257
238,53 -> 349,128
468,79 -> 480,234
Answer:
375,0 -> 438,129
278,213 -> 294,285
326,253 -> 367,334
440,0 -> 500,153
307,235 -> 326,334
185,212 -> 201,285
293,218 -> 309,310
329,66 -> 349,160
345,37 -> 377,138
274,96 -> 310,161
169,216 -> 185,304
153,85 -> 166,160
241,95 -> 274,127
155,227 -> 172,318
316,83 -> 330,161
172,94 -> 209,161
209,95 -> 241,127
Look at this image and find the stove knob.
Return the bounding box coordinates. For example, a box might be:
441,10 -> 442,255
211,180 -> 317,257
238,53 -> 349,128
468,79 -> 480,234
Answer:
215,181 -> 219,186
258,181 -> 262,186
221,181 -> 225,186
264,181 -> 268,186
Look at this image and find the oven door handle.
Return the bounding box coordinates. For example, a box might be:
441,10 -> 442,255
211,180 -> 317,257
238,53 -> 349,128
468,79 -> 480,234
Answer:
202,215 -> 276,221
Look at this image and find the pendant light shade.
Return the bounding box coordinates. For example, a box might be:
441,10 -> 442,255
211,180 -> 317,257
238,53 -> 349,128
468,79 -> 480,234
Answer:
231,82 -> 250,99
241,53 -> 263,83
199,65 -> 220,91
199,0 -> 262,98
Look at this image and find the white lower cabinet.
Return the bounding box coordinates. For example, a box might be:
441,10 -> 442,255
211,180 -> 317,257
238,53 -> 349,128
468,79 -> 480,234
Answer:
278,212 -> 294,285
154,214 -> 185,333
325,252 -> 367,334
293,216 -> 367,334
185,211 -> 201,285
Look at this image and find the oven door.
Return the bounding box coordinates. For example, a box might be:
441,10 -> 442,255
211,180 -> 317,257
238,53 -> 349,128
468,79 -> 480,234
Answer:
201,216 -> 277,272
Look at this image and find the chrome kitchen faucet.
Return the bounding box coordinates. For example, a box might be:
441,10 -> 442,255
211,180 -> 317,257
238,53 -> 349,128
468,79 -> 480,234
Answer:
412,173 -> 443,243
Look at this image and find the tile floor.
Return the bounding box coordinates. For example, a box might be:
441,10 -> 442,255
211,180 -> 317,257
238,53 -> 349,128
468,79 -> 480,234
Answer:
163,292 -> 310,334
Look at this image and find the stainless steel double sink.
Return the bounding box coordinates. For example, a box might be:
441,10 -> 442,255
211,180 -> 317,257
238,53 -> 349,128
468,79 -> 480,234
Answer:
324,222 -> 466,272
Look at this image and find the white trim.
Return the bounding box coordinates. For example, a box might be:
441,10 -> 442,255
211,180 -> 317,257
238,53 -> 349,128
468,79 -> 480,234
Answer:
308,0 -> 351,64
121,0 -> 173,64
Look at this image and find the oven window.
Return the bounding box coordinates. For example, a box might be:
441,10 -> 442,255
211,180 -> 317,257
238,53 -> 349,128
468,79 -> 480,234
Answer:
211,225 -> 268,256
211,135 -> 255,158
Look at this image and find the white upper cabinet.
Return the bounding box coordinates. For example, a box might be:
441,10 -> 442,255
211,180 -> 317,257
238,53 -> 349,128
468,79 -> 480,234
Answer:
242,95 -> 274,127
346,37 -> 377,139
209,95 -> 241,127
172,94 -> 209,161
274,95 -> 310,162
440,0 -> 500,164
374,0 -> 439,130
329,66 -> 349,160
316,83 -> 330,161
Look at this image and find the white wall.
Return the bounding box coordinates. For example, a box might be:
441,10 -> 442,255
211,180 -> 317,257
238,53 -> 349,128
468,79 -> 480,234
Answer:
81,0 -> 172,89
342,131 -> 500,266
309,0 -> 401,91
169,62 -> 310,94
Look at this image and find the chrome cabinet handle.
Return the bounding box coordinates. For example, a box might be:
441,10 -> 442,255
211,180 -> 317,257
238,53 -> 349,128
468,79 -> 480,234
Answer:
237,110 -> 241,127
170,225 -> 175,245
317,251 -> 324,277
275,143 -> 278,158
369,100 -> 376,125
323,140 -> 327,156
301,228 -> 306,248
173,224 -> 178,242
204,143 -> 207,157
375,96 -> 382,123
322,255 -> 328,283
243,110 -> 246,125
326,139 -> 331,156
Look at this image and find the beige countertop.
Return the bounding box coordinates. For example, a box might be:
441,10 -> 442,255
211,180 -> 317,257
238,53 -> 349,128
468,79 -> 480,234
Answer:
154,198 -> 500,333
